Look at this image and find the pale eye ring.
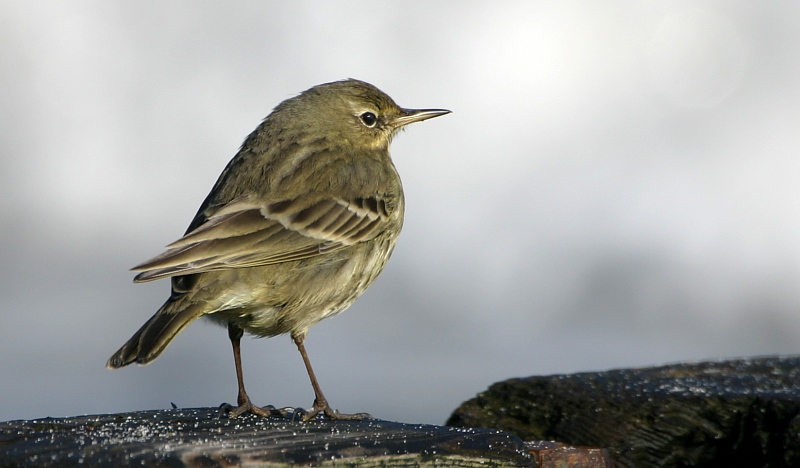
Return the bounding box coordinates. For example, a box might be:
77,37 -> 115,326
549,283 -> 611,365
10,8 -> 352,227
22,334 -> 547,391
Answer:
359,112 -> 378,127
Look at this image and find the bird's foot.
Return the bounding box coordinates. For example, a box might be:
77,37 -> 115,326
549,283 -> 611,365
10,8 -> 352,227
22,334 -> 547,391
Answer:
301,398 -> 371,421
219,398 -> 283,419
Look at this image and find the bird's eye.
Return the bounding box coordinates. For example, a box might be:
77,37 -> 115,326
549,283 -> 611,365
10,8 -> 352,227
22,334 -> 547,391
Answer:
359,112 -> 378,128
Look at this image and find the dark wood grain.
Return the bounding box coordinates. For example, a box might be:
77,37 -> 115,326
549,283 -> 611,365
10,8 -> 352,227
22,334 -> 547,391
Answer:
448,355 -> 800,467
0,407 -> 534,467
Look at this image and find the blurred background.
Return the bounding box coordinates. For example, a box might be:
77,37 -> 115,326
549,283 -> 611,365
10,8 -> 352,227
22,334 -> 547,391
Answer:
2,1 -> 800,425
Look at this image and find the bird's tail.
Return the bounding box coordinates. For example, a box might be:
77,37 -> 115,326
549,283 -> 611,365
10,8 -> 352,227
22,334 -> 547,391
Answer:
106,299 -> 204,369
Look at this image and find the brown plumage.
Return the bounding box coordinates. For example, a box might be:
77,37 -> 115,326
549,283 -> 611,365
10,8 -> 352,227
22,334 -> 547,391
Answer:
107,79 -> 449,420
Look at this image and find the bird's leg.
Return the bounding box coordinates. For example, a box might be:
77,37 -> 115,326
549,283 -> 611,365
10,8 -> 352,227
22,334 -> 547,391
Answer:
221,323 -> 281,418
293,332 -> 370,421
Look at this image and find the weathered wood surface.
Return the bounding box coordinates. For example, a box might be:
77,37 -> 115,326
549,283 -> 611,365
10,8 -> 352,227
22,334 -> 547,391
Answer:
0,407 -> 536,467
448,355 -> 800,468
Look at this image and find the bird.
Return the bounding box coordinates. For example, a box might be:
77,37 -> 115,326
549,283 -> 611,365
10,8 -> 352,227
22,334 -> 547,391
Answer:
106,79 -> 450,420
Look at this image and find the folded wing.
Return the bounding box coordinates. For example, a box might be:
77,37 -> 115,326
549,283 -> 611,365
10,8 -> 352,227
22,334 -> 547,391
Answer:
132,195 -> 391,282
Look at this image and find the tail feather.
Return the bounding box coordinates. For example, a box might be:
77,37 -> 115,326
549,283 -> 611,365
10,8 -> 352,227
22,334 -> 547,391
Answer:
106,300 -> 204,369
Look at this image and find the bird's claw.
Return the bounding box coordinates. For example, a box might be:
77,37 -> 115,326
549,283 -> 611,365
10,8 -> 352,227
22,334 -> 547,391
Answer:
219,401 -> 283,419
301,400 -> 370,421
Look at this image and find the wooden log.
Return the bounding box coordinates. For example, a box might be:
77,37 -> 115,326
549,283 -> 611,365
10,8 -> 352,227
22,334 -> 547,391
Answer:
447,355 -> 800,467
0,407 -> 535,467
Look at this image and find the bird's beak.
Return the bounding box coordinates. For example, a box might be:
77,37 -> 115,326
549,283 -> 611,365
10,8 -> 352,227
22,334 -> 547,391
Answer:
392,108 -> 451,128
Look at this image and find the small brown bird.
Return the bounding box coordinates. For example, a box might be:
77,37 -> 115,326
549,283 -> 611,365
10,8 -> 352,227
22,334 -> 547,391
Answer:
107,79 -> 449,420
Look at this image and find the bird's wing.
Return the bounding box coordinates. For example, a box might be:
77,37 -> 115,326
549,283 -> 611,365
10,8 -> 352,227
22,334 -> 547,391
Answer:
132,195 -> 391,282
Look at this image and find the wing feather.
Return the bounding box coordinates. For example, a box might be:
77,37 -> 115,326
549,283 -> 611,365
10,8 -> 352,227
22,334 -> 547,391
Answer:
132,194 -> 393,282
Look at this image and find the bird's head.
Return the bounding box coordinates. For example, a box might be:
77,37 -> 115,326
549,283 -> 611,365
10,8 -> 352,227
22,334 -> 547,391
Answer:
275,79 -> 450,150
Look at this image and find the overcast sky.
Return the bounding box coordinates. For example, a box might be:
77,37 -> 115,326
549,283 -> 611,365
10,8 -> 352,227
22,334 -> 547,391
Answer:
2,1 -> 800,425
